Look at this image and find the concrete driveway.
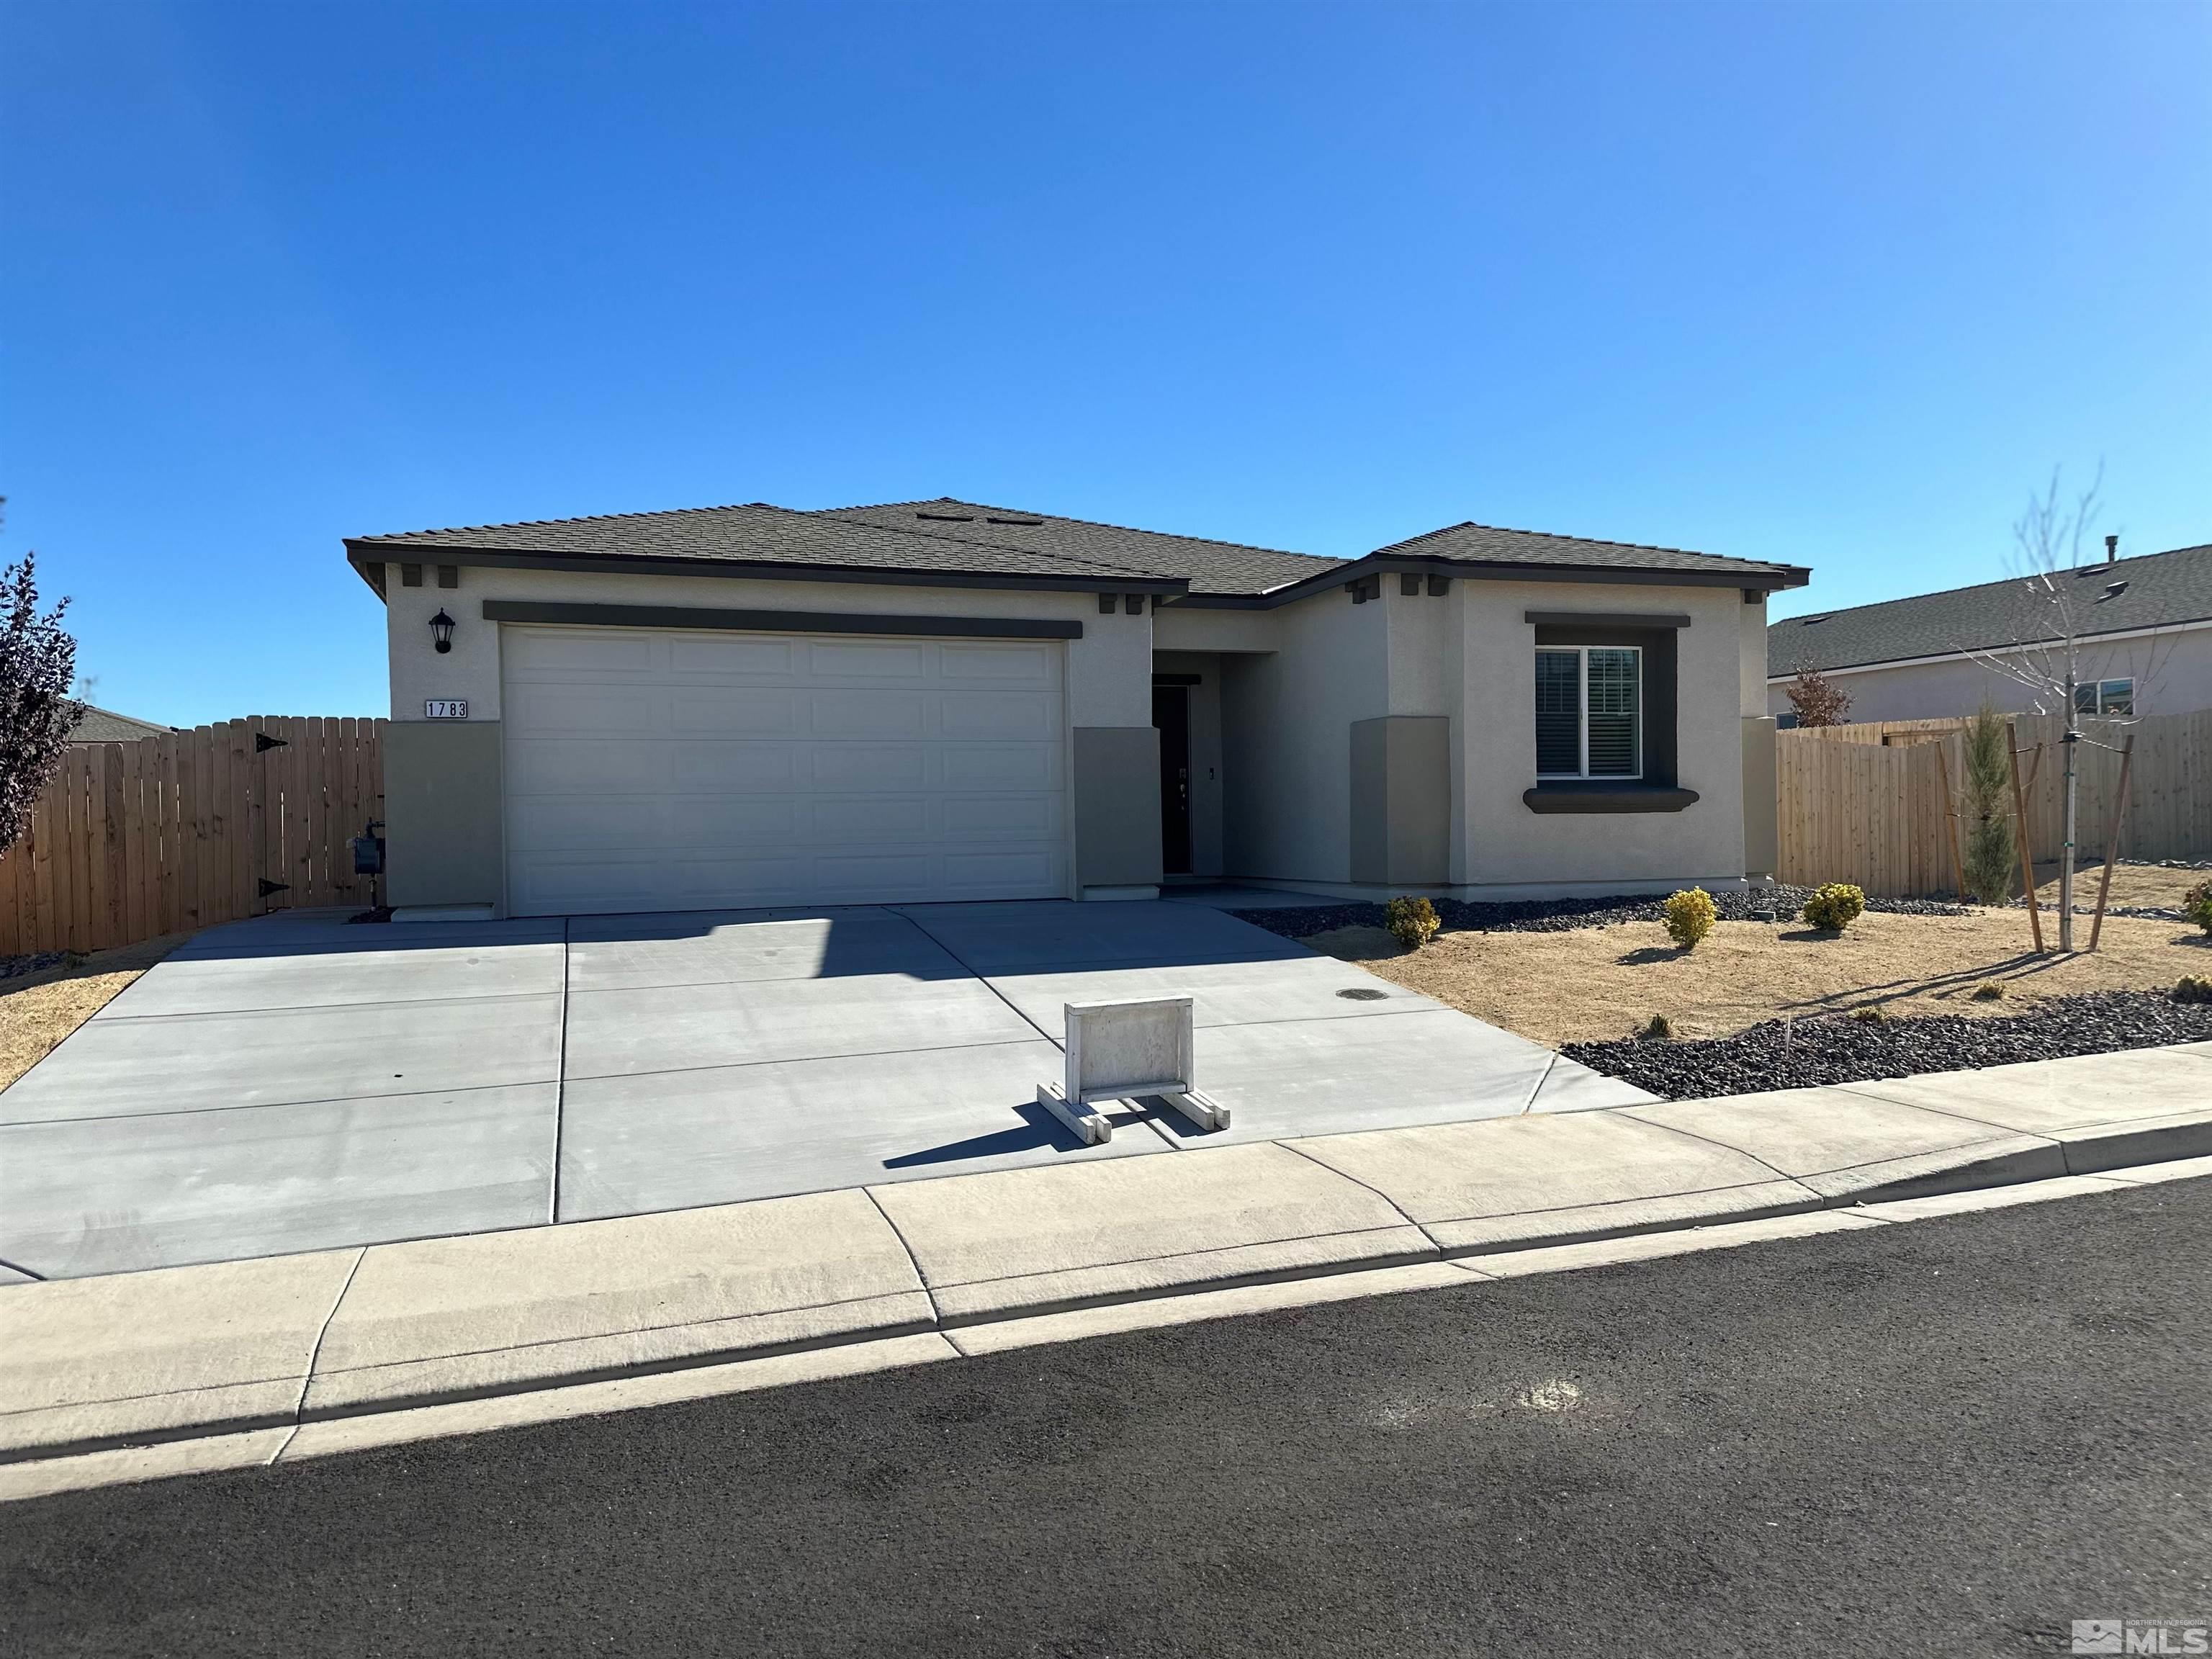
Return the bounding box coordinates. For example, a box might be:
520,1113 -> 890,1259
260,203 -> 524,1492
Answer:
0,899 -> 1650,1280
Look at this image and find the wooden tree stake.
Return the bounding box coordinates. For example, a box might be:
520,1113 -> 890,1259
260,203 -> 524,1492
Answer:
2008,725 -> 2045,952
2087,735 -> 2135,953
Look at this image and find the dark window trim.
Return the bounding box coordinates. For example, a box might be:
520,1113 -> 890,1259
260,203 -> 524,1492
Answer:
1523,610 -> 1691,629
1522,786 -> 1700,814
480,600 -> 1082,640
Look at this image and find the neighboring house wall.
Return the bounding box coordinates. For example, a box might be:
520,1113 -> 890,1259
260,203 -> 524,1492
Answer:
379,561 -> 1154,911
1766,625 -> 2212,724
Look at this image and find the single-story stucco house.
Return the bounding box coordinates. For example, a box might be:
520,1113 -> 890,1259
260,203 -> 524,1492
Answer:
346,498 -> 1808,917
1768,540 -> 2212,726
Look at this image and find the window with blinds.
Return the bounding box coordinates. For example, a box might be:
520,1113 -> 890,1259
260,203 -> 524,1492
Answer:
1534,646 -> 1641,779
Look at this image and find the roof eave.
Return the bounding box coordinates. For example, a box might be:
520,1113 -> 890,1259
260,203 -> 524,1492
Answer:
1168,552 -> 1807,608
343,542 -> 1190,598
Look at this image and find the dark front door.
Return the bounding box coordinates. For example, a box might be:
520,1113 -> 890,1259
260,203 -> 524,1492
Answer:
1154,684 -> 1191,876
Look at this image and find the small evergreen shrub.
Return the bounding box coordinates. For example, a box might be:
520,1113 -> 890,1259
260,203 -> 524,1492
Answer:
1642,1013 -> 1675,1040
1971,980 -> 2007,1001
1850,1003 -> 1892,1025
2183,881 -> 2212,937
2174,975 -> 2212,1004
1802,882 -> 1867,932
1660,887 -> 1717,950
1385,895 -> 1440,949
1961,703 -> 2017,904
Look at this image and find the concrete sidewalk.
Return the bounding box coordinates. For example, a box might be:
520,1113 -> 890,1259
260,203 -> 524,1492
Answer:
6,1043 -> 2211,1488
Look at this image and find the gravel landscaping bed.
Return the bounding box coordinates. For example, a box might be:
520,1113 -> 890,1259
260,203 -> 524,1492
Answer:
0,950 -> 73,983
1560,989 -> 2212,1102
1233,886 -> 1967,941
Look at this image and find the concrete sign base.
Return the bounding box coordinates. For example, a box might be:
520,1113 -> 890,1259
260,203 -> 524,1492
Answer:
1035,997 -> 1231,1144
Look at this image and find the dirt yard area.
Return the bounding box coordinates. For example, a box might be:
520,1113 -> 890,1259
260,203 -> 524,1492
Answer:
2029,860 -> 2205,912
0,936 -> 187,1091
1304,908 -> 2212,1048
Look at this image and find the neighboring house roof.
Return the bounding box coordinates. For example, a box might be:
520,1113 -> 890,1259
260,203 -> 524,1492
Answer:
346,496 -> 1807,602
1768,542 -> 2212,678
68,705 -> 171,743
1373,521 -> 1806,584
817,498 -> 1344,598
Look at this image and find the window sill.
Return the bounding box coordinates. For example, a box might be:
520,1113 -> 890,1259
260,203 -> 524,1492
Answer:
1522,785 -> 1700,814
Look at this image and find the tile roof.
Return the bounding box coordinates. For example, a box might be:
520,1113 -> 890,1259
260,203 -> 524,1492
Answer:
68,705 -> 172,743
1374,520 -> 1804,581
816,498 -> 1344,597
349,501 -> 1176,585
1768,543 -> 2212,677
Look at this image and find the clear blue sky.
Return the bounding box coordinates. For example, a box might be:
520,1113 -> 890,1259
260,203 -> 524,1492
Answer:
5,1 -> 2206,725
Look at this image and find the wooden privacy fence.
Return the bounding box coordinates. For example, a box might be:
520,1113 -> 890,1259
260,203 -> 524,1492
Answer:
1778,710 -> 2212,897
0,718 -> 387,956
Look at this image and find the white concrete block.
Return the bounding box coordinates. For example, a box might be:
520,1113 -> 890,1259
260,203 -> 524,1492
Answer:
1064,997 -> 1195,1104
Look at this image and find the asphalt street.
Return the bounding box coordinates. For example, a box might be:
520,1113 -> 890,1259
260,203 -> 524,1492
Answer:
8,1179 -> 2211,1658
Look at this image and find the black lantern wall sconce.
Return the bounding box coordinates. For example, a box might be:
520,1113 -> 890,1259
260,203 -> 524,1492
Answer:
428,610 -> 457,654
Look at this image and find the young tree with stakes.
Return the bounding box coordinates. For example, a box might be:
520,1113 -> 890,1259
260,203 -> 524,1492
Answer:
0,546 -> 84,858
1963,468 -> 2166,951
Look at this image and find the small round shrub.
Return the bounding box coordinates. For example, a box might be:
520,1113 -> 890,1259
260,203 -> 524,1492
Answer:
1660,887 -> 1717,950
2174,974 -> 2212,1004
1970,980 -> 2007,1001
2182,881 -> 2212,936
1642,1013 -> 1675,1040
1850,1003 -> 1892,1025
1802,882 -> 1867,932
1385,895 -> 1440,950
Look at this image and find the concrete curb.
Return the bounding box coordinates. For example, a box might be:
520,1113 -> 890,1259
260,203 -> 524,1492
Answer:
6,1045 -> 2212,1489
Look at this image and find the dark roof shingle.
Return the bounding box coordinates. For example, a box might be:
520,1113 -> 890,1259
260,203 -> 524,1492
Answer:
1375,520 -> 1804,580
68,706 -> 171,743
349,501 -> 1177,585
817,498 -> 1345,597
1768,544 -> 2212,677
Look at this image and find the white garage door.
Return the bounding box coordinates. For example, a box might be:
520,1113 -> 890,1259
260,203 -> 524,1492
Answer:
501,625 -> 1069,915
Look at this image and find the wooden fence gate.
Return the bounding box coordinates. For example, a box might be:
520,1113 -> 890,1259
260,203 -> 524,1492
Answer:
0,717 -> 387,957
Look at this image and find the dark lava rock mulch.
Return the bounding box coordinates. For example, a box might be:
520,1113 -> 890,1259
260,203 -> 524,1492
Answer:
0,950 -> 73,982
1231,885 -> 1967,942
1561,989 -> 2212,1102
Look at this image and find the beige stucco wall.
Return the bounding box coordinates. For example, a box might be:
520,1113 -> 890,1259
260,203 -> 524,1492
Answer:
1457,580 -> 1750,893
1766,626 -> 2212,724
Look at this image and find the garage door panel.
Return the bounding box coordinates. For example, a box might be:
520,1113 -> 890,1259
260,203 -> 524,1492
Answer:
671,691 -> 796,735
808,689 -> 927,738
668,635 -> 796,678
806,640 -> 928,678
942,796 -> 1058,839
508,629 -> 660,677
809,797 -> 932,843
810,746 -> 929,790
939,642 -> 1056,684
502,624 -> 1069,914
675,744 -> 801,792
941,745 -> 1060,789
508,738 -> 666,795
940,691 -> 1059,737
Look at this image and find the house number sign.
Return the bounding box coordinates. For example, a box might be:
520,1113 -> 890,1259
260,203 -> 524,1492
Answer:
423,699 -> 469,720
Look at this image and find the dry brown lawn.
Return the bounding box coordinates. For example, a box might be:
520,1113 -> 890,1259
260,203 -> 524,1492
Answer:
2028,859 -> 2204,912
0,935 -> 188,1092
1303,908 -> 2212,1049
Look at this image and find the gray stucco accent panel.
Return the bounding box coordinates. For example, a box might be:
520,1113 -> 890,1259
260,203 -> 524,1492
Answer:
384,721 -> 505,911
1349,716 -> 1450,886
1073,727 -> 1164,887
1742,716 -> 1779,876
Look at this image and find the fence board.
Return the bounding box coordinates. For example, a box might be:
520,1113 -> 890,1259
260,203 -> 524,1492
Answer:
1781,709 -> 2212,895
0,719 -> 387,957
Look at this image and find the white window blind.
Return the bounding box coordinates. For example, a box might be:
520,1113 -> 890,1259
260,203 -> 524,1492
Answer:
1534,646 -> 1642,780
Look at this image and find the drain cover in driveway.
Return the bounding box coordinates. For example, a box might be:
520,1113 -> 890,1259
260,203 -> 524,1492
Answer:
1336,987 -> 1389,1001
